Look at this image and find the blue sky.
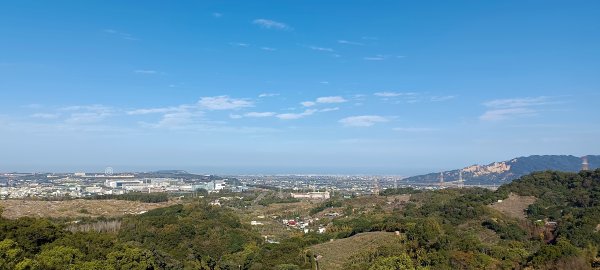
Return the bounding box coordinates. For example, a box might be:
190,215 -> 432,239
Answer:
0,1 -> 599,174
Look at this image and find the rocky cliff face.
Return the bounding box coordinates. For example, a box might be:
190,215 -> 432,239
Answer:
404,155 -> 600,185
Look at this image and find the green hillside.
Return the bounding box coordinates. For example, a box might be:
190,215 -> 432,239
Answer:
1,169 -> 600,269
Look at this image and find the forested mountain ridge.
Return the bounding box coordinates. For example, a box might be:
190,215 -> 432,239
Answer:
404,155 -> 600,185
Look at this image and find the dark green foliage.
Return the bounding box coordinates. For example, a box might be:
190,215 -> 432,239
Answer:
309,199 -> 343,215
380,187 -> 421,196
482,219 -> 527,241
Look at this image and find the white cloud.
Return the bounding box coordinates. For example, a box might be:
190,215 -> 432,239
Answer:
479,96 -> 557,121
301,101 -> 316,107
308,46 -> 334,52
244,112 -> 276,118
213,12 -> 222,18
364,54 -> 404,61
252,19 -> 291,30
198,96 -> 253,110
62,105 -> 112,124
151,111 -> 204,129
337,40 -> 363,46
259,93 -> 279,98
316,96 -> 347,103
483,96 -> 553,108
261,47 -> 277,51
339,115 -> 388,127
374,92 -> 404,97
229,42 -> 250,47
319,107 -> 339,112
479,108 -> 537,121
276,109 -> 317,120
127,105 -> 191,115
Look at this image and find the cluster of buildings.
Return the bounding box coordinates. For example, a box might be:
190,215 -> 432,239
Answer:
0,172 -> 236,199
103,178 -> 227,193
290,191 -> 330,200
237,174 -> 406,195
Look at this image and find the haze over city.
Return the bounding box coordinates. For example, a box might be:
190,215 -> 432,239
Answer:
1,1 -> 599,174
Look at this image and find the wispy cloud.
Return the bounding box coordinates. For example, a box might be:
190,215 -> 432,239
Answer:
252,19 -> 291,30
145,111 -> 205,129
479,96 -> 556,121
319,107 -> 339,112
127,105 -> 192,115
483,96 -> 555,108
308,46 -> 334,52
301,96 -> 347,107
301,101 -> 316,107
243,112 -> 276,118
374,92 -> 416,97
337,40 -> 363,46
364,54 -> 405,61
276,109 -> 317,120
61,105 -> 113,124
103,29 -> 138,41
261,47 -> 277,51
30,113 -> 60,119
479,108 -> 537,121
198,96 -> 253,110
229,42 -> 250,47
316,96 -> 347,103
134,69 -> 159,75
339,115 -> 388,127
258,93 -> 279,98
213,12 -> 222,18
375,92 -> 453,104
430,95 -> 455,102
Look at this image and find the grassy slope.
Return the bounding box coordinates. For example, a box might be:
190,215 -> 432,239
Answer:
309,231 -> 398,270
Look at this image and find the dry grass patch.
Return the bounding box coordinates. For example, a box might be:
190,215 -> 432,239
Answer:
310,232 -> 398,270
0,199 -> 176,219
489,193 -> 536,220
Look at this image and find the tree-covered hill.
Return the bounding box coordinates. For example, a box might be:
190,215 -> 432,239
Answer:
2,169 -> 600,269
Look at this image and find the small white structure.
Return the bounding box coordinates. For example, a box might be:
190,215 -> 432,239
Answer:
290,192 -> 330,200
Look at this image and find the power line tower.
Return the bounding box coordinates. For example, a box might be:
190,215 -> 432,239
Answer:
373,179 -> 380,195
439,172 -> 444,188
582,156 -> 590,171
458,170 -> 465,188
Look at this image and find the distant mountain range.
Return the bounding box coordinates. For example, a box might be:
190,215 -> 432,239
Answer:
404,155 -> 600,185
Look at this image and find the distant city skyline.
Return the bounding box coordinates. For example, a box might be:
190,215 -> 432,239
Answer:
1,1 -> 599,174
